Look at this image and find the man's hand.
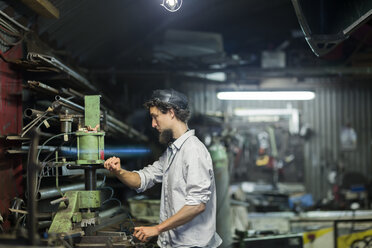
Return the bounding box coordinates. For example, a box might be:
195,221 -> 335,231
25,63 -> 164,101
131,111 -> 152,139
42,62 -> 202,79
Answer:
104,156 -> 121,174
133,226 -> 160,242
86,124 -> 100,132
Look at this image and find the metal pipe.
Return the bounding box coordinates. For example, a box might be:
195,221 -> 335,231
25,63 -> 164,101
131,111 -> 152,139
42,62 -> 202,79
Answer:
38,221 -> 52,229
98,206 -> 124,219
27,53 -> 97,93
54,95 -> 148,141
37,181 -> 103,200
0,10 -> 30,32
24,108 -> 44,119
55,95 -> 84,112
28,81 -> 59,95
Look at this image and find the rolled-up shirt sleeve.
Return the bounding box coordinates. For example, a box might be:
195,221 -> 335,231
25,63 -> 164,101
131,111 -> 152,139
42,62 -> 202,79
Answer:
134,153 -> 166,193
184,147 -> 213,205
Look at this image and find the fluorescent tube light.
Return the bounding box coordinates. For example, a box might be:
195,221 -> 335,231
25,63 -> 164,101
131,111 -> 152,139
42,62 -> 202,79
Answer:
217,91 -> 315,100
234,108 -> 300,134
234,108 -> 297,116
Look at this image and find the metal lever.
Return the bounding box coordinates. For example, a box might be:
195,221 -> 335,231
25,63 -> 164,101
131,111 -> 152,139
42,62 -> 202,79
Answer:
50,196 -> 69,207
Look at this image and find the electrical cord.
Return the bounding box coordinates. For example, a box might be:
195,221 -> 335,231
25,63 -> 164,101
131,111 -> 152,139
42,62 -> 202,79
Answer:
35,158 -> 57,199
37,132 -> 76,162
34,132 -> 73,198
102,198 -> 122,208
21,111 -> 49,137
36,115 -> 58,130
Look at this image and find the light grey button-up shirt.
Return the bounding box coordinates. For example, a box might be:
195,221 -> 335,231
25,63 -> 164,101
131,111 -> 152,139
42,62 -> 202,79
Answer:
134,130 -> 222,248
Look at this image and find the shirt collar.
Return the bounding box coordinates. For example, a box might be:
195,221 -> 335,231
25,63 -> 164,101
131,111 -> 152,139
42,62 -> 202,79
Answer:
170,129 -> 195,150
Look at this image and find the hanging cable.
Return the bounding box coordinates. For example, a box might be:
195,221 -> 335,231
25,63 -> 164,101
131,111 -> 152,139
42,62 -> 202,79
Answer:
37,132 -> 76,161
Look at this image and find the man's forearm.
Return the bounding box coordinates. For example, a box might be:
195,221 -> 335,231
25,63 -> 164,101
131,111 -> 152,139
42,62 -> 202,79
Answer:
156,204 -> 205,233
114,169 -> 141,189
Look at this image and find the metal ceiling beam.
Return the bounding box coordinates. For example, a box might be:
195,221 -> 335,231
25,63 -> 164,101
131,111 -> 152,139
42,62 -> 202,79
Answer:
20,0 -> 59,19
89,66 -> 372,79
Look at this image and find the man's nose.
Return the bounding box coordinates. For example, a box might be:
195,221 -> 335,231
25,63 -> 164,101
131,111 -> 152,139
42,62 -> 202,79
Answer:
152,119 -> 157,128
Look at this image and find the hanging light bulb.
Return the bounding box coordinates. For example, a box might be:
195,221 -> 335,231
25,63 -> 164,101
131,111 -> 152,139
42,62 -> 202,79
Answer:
161,0 -> 182,12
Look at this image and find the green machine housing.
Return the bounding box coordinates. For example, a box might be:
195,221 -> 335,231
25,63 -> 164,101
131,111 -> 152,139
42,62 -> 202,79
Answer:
49,95 -> 105,234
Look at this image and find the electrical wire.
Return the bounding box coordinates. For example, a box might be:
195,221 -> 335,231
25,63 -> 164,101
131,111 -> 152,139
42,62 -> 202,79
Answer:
34,132 -> 72,198
99,174 -> 107,188
37,132 -> 76,162
21,112 -> 49,137
36,115 -> 58,130
35,157 -> 57,199
102,198 -> 122,208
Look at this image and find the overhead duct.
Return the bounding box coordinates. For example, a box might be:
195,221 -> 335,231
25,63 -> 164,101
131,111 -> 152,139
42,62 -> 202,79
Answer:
153,29 -> 225,63
291,0 -> 372,56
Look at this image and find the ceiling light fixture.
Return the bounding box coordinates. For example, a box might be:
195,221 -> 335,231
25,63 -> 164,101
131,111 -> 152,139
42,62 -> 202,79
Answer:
217,91 -> 315,101
161,0 -> 182,12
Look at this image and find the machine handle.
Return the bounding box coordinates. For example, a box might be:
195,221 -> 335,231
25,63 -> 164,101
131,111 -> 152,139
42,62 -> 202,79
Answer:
50,196 -> 69,207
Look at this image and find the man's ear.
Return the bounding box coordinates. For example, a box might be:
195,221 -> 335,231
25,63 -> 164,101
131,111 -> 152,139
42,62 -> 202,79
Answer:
169,108 -> 175,119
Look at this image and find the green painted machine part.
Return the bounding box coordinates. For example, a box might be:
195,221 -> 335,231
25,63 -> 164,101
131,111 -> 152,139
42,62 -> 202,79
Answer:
84,95 -> 101,130
76,131 -> 105,165
48,95 -> 105,235
76,95 -> 105,165
48,191 -> 101,234
78,190 -> 101,209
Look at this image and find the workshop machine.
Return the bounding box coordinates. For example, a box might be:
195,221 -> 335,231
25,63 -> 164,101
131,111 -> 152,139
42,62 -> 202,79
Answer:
0,95 -> 150,247
48,95 -> 105,235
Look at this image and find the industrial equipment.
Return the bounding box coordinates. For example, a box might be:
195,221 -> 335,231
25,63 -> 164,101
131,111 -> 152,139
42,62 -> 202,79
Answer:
48,95 -> 104,235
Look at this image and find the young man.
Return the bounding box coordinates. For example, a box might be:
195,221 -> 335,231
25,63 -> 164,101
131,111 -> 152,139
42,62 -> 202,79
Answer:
104,89 -> 222,248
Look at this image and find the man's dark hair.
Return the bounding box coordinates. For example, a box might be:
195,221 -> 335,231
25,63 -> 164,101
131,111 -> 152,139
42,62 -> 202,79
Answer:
144,98 -> 191,123
144,89 -> 191,123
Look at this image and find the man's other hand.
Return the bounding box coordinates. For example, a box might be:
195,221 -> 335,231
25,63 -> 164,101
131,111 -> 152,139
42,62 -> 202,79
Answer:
104,156 -> 121,174
133,226 -> 160,242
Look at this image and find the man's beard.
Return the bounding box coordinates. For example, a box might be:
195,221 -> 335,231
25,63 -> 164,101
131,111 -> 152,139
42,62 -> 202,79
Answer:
159,129 -> 174,145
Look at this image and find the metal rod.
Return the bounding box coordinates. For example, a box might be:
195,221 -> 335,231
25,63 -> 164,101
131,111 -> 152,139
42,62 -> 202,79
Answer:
0,10 -> 30,32
27,128 -> 40,245
84,168 -> 97,190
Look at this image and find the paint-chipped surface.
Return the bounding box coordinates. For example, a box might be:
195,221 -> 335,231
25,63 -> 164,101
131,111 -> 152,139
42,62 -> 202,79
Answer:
0,44 -> 23,230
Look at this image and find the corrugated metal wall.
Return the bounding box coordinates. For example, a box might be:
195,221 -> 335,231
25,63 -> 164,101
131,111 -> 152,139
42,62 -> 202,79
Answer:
302,85 -> 372,201
183,83 -> 372,201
